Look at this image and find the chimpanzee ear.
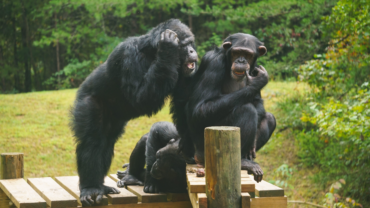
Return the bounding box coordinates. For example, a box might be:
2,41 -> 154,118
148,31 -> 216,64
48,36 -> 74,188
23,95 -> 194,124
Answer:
222,42 -> 232,50
258,46 -> 267,56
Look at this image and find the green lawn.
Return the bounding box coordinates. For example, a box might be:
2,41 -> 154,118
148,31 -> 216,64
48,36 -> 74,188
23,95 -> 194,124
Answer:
0,81 -> 318,205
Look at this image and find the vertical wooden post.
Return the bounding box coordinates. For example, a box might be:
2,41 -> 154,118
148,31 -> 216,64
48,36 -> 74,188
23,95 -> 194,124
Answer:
205,127 -> 241,208
0,153 -> 23,208
1,153 -> 24,179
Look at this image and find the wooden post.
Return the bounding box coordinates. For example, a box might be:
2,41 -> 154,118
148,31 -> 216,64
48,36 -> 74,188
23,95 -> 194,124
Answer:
1,153 -> 24,179
0,153 -> 23,208
205,127 -> 241,208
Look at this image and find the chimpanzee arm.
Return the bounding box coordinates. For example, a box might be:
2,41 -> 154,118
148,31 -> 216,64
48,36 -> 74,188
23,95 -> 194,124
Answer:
107,30 -> 180,116
189,65 -> 268,126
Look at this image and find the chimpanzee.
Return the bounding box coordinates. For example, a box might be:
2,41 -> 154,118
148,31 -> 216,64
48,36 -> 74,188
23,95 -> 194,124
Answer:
184,33 -> 276,182
71,19 -> 197,206
117,122 -> 187,193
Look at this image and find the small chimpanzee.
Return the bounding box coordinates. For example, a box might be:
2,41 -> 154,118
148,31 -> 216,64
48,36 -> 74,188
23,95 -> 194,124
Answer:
184,33 -> 276,182
117,122 -> 187,193
71,19 -> 197,206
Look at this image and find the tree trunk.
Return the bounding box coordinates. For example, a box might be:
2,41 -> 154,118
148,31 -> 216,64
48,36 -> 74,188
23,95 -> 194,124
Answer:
55,13 -> 60,88
12,11 -> 21,92
21,1 -> 31,92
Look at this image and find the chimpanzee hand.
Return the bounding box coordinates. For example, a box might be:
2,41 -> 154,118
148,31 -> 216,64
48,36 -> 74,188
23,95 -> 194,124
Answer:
117,163 -> 130,179
143,177 -> 160,193
248,65 -> 269,90
241,158 -> 263,182
80,185 -> 120,207
158,29 -> 179,50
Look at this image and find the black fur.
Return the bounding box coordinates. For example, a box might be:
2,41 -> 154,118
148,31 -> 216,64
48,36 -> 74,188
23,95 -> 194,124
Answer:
184,33 -> 276,182
71,19 -> 196,206
117,122 -> 187,193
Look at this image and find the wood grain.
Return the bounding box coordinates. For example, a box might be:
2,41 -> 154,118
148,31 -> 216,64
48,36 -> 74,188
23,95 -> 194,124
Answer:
0,153 -> 23,179
204,126 -> 241,208
27,177 -> 77,208
0,178 -> 46,208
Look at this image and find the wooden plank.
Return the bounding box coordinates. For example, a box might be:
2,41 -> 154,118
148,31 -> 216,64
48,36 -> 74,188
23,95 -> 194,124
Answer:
109,174 -> 119,182
27,177 -> 77,208
187,179 -> 255,193
127,186 -> 167,203
55,176 -> 108,206
250,196 -> 287,208
188,188 -> 207,208
103,177 -> 138,204
67,201 -> 193,208
0,179 -> 46,208
241,192 -> 250,208
255,180 -> 284,197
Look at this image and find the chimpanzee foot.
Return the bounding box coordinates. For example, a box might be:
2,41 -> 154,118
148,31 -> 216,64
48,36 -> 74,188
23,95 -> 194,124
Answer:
80,185 -> 120,206
117,163 -> 130,179
143,177 -> 159,193
117,174 -> 144,188
241,158 -> 263,182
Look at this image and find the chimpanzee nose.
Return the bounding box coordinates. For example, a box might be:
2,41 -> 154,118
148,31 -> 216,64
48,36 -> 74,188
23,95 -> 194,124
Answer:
237,58 -> 246,64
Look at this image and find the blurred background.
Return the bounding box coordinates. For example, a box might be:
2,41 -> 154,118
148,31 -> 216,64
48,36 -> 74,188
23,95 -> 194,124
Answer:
0,0 -> 369,207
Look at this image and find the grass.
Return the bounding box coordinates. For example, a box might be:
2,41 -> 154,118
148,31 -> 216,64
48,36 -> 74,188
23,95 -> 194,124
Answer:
0,81 -> 322,207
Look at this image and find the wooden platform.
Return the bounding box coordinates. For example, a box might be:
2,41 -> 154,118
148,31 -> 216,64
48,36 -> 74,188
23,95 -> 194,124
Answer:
0,169 -> 287,208
186,164 -> 287,208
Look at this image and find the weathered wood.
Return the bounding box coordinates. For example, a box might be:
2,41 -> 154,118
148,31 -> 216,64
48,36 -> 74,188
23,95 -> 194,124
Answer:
27,177 -> 77,208
67,201 -> 193,208
1,153 -> 23,179
103,177 -> 138,204
255,180 -> 284,197
187,176 -> 255,193
241,193 -> 251,208
188,188 -> 207,208
250,196 -> 287,208
205,126 -> 241,208
0,179 -> 46,208
110,174 -> 189,203
55,176 -> 108,206
0,188 -> 16,208
127,186 -> 188,203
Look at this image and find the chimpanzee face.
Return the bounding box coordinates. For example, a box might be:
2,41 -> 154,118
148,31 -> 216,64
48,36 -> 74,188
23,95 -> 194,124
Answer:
222,33 -> 267,80
150,139 -> 186,181
179,42 -> 198,77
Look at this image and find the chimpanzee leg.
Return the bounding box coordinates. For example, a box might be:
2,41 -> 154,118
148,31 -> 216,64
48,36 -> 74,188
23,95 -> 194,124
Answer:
193,103 -> 259,170
117,134 -> 148,187
74,96 -> 124,206
230,103 -> 264,182
256,112 -> 276,151
144,122 -> 179,193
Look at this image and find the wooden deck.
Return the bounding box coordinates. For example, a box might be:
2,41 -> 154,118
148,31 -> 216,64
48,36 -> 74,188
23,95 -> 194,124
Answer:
0,167 -> 286,208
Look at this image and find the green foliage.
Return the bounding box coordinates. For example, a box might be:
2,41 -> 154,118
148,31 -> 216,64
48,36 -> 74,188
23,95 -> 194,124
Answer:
286,0 -> 370,206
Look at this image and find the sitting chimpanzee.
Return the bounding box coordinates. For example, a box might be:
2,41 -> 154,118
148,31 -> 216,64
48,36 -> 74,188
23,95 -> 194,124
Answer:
183,33 -> 276,182
117,122 -> 187,193
71,19 -> 197,206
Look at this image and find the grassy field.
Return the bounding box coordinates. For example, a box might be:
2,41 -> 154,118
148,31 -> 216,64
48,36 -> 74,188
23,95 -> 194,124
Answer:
0,81 -> 321,206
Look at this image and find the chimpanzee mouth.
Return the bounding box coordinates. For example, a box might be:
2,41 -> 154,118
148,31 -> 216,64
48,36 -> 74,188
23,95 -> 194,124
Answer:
186,62 -> 196,70
233,70 -> 246,77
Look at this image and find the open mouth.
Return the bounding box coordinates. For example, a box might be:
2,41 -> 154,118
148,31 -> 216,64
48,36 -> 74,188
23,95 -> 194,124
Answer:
233,70 -> 246,77
186,62 -> 196,69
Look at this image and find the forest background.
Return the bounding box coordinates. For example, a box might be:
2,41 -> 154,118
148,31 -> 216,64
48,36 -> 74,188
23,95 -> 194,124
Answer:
0,0 -> 369,207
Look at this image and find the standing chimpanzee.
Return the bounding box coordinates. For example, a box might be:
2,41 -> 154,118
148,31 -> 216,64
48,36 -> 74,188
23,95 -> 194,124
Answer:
71,19 -> 197,206
117,122 -> 187,193
184,33 -> 276,182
